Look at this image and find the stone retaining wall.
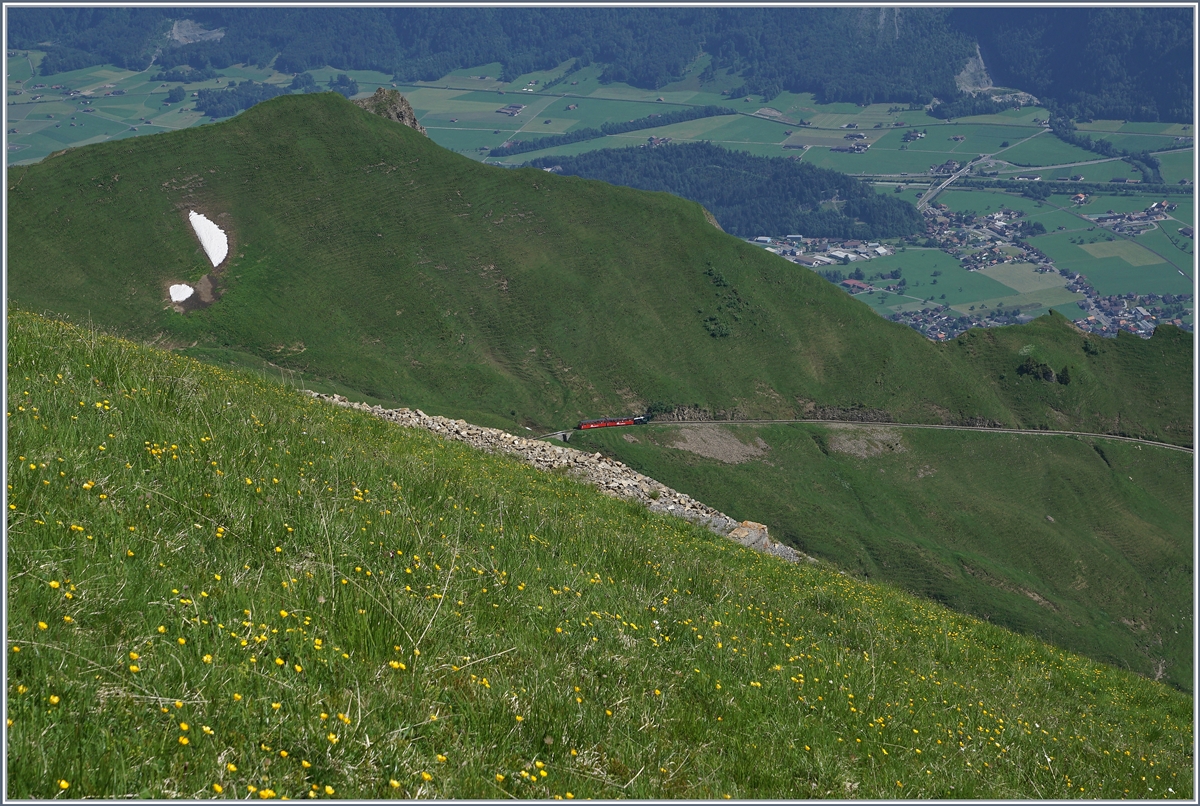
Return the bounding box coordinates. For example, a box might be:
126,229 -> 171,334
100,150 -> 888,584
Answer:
308,392 -> 811,565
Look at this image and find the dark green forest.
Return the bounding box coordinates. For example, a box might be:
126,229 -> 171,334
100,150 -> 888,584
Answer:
952,7 -> 1193,122
529,142 -> 924,239
7,7 -> 1192,121
193,80 -> 286,120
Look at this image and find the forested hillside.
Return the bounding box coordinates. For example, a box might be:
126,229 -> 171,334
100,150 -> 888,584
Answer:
952,7 -> 1193,123
8,7 -> 1191,119
530,143 -> 923,239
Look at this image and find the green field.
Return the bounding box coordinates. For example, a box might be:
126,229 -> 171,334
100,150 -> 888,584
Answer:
998,134 -> 1103,168
849,249 -> 1016,312
978,262 -> 1071,293
1031,232 -> 1191,297
1128,227 -> 1195,277
1077,119 -> 1194,137
579,420 -> 1194,692
1090,133 -> 1186,154
1009,161 -> 1123,182
1155,148 -> 1195,185
8,310 -> 1192,799
804,145 -> 957,177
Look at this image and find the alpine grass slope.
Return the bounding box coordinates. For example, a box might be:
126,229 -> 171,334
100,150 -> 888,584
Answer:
5,310 -> 1193,799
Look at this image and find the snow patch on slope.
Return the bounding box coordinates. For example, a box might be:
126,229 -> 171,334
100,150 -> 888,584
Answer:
188,211 -> 228,267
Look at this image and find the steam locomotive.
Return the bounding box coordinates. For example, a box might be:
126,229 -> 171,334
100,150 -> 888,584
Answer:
576,414 -> 651,430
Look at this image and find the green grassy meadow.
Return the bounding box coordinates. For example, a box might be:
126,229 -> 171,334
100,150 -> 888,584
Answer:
844,243 -> 1088,321
997,135 -> 1104,168
6,310 -> 1194,799
1154,149 -> 1194,185
576,420 -> 1194,691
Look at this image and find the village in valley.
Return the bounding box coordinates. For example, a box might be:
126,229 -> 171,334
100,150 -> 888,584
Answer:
752,190 -> 1194,342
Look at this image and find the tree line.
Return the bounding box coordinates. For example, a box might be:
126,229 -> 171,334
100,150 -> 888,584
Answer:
529,142 -> 924,239
497,106 -> 737,157
194,81 -> 286,120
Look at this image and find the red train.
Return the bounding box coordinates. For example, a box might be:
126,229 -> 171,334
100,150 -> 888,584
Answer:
576,414 -> 651,430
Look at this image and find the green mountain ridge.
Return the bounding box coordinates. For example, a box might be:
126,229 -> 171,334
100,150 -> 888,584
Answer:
6,93 -> 1192,443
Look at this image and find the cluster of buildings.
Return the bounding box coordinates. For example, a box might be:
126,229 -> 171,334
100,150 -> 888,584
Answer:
756,195 -> 1192,341
1085,200 -> 1177,236
888,305 -> 976,340
1072,291 -> 1193,337
832,132 -> 870,153
749,235 -> 893,267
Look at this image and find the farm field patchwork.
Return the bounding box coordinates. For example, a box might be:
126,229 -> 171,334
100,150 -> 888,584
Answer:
1080,239 -> 1165,265
1129,227 -> 1194,276
1090,133 -> 1186,154
831,248 -> 1039,317
833,185 -> 1193,329
934,189 -> 1088,230
1030,232 -> 1190,297
1012,162 -> 1123,182
948,286 -> 1085,316
1076,119 -> 1194,137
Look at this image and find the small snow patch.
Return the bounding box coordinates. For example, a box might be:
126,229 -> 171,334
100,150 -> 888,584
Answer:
188,210 -> 228,267
169,284 -> 194,302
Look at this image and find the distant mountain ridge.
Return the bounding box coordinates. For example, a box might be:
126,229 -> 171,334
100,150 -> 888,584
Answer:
6,7 -> 1192,120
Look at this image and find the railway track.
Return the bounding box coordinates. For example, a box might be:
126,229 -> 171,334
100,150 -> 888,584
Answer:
578,418 -> 1193,454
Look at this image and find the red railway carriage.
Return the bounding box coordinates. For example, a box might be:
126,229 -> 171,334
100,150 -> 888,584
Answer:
576,414 -> 650,430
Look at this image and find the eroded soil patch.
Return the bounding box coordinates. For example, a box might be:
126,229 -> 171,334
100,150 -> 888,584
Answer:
825,424 -> 907,458
669,426 -> 770,464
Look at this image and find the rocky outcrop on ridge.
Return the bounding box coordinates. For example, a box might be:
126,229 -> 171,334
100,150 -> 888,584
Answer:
354,88 -> 427,136
308,392 -> 811,565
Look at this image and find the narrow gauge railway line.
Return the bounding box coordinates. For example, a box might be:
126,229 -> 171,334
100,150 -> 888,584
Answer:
603,418 -> 1193,453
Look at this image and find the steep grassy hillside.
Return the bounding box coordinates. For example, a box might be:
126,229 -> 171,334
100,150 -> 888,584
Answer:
6,93 -> 1192,444
576,422 -> 1194,691
6,310 -> 1193,799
